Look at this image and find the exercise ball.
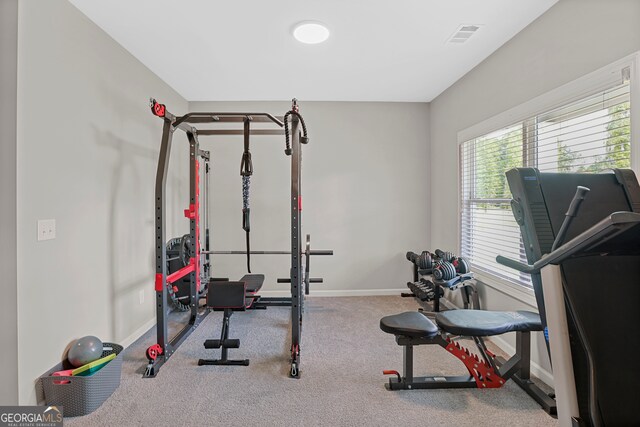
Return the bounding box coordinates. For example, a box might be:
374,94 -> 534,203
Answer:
68,336 -> 103,367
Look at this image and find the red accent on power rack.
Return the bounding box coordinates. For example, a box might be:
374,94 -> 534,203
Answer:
194,159 -> 200,292
298,196 -> 302,211
166,258 -> 196,284
155,273 -> 163,292
146,344 -> 163,361
151,101 -> 166,117
445,338 -> 505,388
184,204 -> 196,219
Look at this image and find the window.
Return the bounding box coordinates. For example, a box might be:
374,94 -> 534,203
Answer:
460,79 -> 632,288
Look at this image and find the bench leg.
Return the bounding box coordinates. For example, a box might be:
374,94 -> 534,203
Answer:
385,336 -> 476,390
198,309 -> 250,366
510,331 -> 557,415
403,344 -> 414,384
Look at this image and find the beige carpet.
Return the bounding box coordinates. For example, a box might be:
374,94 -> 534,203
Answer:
66,296 -> 558,426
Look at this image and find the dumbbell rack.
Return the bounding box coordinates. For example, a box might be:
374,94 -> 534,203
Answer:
402,253 -> 480,314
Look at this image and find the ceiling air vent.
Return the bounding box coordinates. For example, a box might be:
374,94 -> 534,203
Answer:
448,25 -> 481,44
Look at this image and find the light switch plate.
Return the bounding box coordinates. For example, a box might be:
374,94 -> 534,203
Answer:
37,219 -> 56,241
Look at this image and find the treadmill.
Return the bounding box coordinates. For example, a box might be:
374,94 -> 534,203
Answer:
497,168 -> 640,427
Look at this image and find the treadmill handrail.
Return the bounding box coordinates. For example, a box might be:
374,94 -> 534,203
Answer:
497,211 -> 640,274
495,255 -> 534,274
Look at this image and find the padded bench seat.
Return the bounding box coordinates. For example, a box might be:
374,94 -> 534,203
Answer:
207,275 -> 265,310
380,311 -> 439,338
435,310 -> 542,337
380,310 -> 542,339
239,274 -> 265,293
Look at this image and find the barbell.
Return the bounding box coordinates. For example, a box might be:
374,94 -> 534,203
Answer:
200,234 -> 333,257
201,250 -> 333,256
200,235 -> 333,295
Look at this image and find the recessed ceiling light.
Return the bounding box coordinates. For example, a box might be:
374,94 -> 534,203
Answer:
293,21 -> 330,44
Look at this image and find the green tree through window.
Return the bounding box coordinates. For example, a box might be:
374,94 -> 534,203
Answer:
460,81 -> 632,288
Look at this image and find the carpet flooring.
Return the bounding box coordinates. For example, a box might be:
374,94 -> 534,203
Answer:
66,296 -> 558,426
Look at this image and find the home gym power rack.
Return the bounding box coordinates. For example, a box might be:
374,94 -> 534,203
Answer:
144,98 -> 332,378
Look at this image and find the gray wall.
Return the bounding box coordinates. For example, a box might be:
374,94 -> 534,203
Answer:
430,0 -> 640,381
190,101 -> 430,296
16,0 -> 189,404
0,0 -> 19,406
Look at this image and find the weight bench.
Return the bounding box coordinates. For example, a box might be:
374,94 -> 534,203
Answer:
380,309 -> 555,413
197,274 -> 265,367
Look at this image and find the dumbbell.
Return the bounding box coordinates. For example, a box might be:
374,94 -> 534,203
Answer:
433,261 -> 457,281
434,249 -> 471,274
452,257 -> 470,274
442,253 -> 470,274
435,249 -> 456,263
406,251 -> 434,270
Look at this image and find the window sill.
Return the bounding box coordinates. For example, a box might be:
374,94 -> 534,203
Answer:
471,269 -> 538,309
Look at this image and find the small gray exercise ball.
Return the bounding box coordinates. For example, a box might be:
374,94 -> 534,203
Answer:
68,336 -> 103,367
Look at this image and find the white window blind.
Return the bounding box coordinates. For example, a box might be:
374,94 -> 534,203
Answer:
460,81 -> 631,287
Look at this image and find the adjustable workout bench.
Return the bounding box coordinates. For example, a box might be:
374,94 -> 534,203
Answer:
380,309 -> 555,413
198,274 -> 265,366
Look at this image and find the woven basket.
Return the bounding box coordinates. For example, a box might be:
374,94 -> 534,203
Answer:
40,343 -> 123,417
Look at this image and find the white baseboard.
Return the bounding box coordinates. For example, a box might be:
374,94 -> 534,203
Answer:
489,335 -> 554,387
260,288 -> 406,297
120,317 -> 156,348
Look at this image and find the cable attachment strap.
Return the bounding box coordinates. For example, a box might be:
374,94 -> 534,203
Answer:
242,176 -> 251,234
284,98 -> 309,156
241,118 -> 252,273
240,119 -> 253,177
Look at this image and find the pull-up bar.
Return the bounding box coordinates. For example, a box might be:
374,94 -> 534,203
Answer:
174,111 -> 284,127
197,129 -> 285,136
185,115 -> 285,124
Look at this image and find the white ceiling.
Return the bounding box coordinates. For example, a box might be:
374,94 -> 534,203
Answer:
69,0 -> 557,102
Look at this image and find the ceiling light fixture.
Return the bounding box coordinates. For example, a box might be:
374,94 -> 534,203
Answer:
293,21 -> 330,44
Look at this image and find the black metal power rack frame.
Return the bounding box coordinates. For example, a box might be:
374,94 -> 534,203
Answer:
144,99 -> 325,378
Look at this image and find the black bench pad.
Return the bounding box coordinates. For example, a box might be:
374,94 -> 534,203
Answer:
436,310 -> 542,337
207,281 -> 247,309
380,311 -> 439,338
239,274 -> 265,293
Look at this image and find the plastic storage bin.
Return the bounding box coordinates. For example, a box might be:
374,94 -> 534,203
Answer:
40,343 -> 123,417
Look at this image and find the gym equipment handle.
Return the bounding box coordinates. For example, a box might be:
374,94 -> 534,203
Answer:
310,250 -> 333,256
495,255 -> 535,274
277,278 -> 324,283
499,186 -> 591,275
552,186 -> 590,251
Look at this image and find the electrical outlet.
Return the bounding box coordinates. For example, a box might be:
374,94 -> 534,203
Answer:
139,289 -> 145,305
37,219 -> 56,241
